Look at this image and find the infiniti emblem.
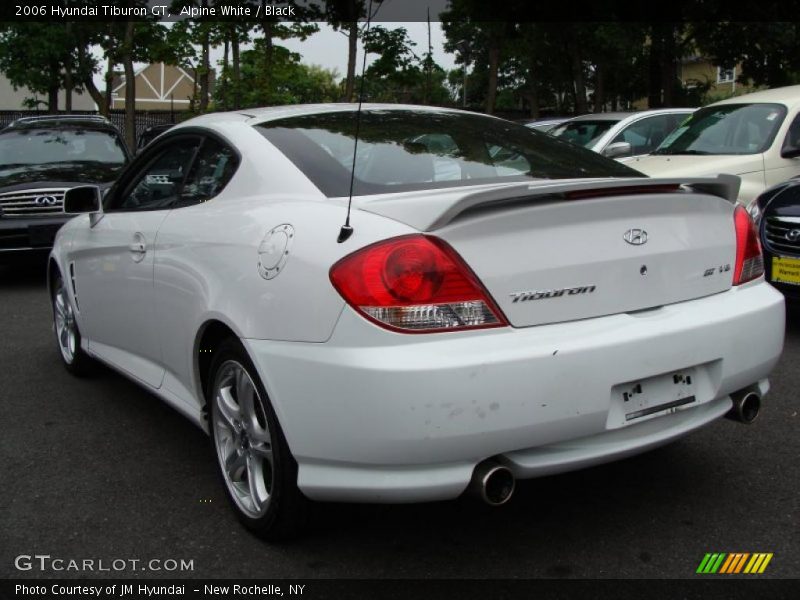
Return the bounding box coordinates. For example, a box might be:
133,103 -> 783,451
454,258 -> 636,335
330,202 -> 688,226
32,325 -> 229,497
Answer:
623,228 -> 648,246
34,195 -> 58,206
786,229 -> 800,242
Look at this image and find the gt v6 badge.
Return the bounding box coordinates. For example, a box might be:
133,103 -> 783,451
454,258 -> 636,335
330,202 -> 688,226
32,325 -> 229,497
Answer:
510,285 -> 596,303
703,264 -> 731,277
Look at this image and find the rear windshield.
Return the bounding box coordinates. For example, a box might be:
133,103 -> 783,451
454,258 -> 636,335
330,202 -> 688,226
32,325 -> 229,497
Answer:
550,119 -> 620,148
653,103 -> 787,156
256,109 -> 642,197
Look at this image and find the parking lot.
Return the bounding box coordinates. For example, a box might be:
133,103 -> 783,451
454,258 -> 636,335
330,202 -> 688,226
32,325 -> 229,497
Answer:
0,263 -> 797,580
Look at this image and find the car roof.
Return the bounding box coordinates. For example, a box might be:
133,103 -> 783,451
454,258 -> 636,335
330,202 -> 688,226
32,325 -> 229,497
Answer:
711,84 -> 800,108
562,108 -> 694,124
173,103 -> 500,131
5,114 -> 116,130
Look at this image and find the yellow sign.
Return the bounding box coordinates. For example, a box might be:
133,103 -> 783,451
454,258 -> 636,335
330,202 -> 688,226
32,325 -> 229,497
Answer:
771,256 -> 800,285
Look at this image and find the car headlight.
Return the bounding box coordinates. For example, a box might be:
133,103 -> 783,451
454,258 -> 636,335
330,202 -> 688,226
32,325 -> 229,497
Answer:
745,199 -> 762,227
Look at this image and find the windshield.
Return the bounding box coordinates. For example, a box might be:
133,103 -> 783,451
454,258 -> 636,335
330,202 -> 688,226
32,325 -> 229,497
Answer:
256,110 -> 641,197
0,128 -> 127,167
653,103 -> 786,156
550,119 -> 620,148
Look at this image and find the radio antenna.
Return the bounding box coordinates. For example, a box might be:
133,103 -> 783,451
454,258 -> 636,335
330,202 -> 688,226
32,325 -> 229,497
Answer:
338,0 -> 375,243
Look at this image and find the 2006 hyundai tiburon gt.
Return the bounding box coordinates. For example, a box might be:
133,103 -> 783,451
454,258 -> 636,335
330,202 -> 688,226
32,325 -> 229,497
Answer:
48,105 -> 785,539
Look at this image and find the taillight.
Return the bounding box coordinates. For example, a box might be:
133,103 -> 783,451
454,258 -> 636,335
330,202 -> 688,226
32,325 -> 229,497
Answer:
733,204 -> 764,285
330,235 -> 508,333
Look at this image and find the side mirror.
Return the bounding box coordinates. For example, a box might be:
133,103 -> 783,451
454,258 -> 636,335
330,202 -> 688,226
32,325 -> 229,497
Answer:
64,185 -> 102,213
781,145 -> 800,159
64,185 -> 103,226
603,141 -> 632,159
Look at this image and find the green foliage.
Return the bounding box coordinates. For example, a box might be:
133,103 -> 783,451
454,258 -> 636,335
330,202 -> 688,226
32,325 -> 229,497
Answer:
229,43 -> 340,106
692,22 -> 800,88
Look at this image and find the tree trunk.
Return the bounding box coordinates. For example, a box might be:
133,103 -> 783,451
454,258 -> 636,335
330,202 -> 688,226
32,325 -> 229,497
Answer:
486,42 -> 500,115
104,55 -> 114,117
199,1 -> 210,112
593,64 -> 604,112
648,25 -> 664,108
64,23 -> 73,113
123,21 -> 136,150
262,20 -> 274,104
48,85 -> 59,114
527,63 -> 539,118
567,27 -> 587,114
76,43 -> 106,116
344,21 -> 358,102
232,33 -> 241,109
222,38 -> 229,110
661,25 -> 677,107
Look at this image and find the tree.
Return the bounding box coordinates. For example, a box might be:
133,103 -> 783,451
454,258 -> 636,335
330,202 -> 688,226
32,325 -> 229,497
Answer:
232,42 -> 340,106
325,0 -> 384,102
0,23 -> 80,112
441,0 -> 517,114
693,22 -> 800,89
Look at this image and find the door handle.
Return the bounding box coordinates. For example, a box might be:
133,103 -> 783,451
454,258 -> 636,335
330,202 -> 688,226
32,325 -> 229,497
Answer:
129,233 -> 147,262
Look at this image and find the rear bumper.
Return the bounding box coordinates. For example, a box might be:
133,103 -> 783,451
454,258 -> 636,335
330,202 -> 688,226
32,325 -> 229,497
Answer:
243,281 -> 785,503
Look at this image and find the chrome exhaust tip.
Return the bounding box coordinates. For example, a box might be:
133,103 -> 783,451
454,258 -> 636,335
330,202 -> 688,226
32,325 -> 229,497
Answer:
726,390 -> 761,424
468,460 -> 515,506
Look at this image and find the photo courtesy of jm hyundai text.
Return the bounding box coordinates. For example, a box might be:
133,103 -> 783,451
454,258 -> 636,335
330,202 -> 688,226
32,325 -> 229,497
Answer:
47,104 -> 785,539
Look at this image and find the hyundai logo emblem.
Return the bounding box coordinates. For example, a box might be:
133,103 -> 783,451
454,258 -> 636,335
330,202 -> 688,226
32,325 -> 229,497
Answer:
623,228 -> 648,246
786,229 -> 800,242
34,195 -> 58,206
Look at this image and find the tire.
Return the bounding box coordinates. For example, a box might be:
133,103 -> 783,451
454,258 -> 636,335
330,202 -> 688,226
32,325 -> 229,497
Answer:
207,338 -> 307,540
52,274 -> 95,376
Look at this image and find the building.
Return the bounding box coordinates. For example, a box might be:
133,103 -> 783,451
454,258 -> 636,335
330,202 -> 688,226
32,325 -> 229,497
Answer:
111,62 -> 210,111
679,55 -> 755,98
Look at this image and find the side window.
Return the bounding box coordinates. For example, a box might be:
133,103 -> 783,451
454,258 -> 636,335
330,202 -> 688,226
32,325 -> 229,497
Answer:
612,115 -> 675,156
177,138 -> 240,207
782,113 -> 800,151
109,137 -> 201,211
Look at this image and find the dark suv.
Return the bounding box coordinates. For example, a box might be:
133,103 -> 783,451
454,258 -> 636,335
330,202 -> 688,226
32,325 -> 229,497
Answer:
0,115 -> 130,262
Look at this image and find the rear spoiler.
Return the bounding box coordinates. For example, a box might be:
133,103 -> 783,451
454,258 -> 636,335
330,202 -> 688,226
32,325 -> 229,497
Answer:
422,174 -> 741,231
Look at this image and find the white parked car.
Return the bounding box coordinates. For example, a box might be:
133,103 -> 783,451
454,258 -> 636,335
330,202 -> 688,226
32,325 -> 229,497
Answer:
628,85 -> 800,204
49,104 -> 784,539
549,109 -> 694,159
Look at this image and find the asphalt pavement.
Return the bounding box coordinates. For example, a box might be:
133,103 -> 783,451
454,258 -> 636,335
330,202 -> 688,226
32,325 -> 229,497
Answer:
0,262 -> 797,580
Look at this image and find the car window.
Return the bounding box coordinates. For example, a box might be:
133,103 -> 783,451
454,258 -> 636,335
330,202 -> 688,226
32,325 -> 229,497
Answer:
611,115 -> 685,156
108,137 -> 201,212
257,110 -> 642,197
550,120 -> 620,148
654,103 -> 786,156
176,138 -> 239,207
0,128 -> 127,167
782,113 -> 800,151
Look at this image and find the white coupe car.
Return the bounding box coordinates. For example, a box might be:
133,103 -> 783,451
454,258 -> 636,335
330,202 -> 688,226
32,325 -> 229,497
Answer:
49,104 -> 785,539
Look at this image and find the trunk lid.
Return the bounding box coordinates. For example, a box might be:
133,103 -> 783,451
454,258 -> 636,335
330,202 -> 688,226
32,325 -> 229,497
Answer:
358,177 -> 739,327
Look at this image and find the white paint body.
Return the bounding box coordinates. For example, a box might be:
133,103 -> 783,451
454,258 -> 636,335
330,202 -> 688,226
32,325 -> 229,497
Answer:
50,105 -> 785,503
628,85 -> 800,203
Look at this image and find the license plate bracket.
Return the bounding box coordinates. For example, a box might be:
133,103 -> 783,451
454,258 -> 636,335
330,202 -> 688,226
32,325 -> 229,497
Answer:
608,369 -> 697,428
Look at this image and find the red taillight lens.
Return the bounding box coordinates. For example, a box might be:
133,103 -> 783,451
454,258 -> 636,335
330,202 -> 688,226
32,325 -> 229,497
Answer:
733,204 -> 764,285
330,235 -> 508,332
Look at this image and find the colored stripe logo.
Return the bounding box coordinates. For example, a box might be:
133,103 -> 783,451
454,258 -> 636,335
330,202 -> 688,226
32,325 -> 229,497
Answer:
696,553 -> 773,574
